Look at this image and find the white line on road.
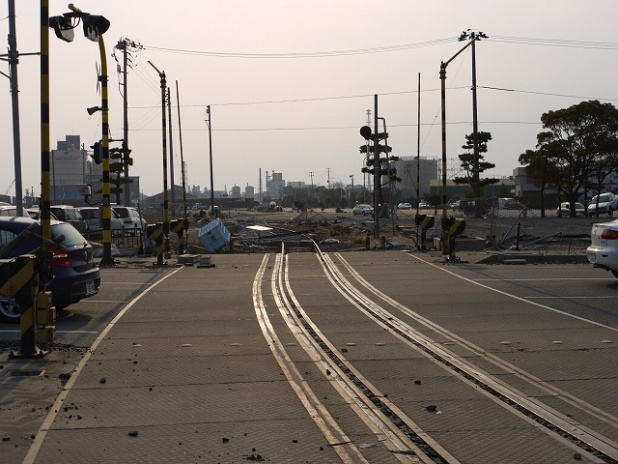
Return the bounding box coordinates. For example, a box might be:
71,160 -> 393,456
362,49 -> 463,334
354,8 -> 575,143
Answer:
22,266 -> 184,464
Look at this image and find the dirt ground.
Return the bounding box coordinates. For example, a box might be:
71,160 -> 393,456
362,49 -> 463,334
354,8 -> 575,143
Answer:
184,207 -> 607,257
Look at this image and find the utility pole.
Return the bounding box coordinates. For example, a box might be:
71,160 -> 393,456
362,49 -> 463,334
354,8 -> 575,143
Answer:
206,106 -> 215,217
0,1 -> 38,215
459,30 -> 487,218
309,171 -> 314,209
114,38 -> 142,206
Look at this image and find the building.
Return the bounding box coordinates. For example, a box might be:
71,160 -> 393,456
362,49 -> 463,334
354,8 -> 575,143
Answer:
392,156 -> 439,201
51,135 -> 88,203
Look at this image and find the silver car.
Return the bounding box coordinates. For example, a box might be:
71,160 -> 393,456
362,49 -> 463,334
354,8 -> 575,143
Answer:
353,204 -> 374,216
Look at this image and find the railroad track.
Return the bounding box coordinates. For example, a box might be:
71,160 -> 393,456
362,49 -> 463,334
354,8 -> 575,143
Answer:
253,242 -> 618,463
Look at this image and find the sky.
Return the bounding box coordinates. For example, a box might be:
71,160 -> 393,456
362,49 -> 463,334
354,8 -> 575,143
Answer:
1,1 -> 618,198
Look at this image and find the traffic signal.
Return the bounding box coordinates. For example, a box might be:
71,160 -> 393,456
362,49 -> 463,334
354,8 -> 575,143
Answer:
124,148 -> 133,166
360,125 -> 372,140
90,141 -> 102,164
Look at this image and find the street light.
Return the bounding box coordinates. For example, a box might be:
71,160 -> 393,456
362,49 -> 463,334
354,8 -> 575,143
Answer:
49,4 -> 114,266
439,30 -> 487,257
148,60 -> 171,265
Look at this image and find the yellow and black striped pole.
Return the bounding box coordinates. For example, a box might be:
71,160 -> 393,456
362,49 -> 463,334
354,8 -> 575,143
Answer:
99,36 -> 114,266
38,0 -> 52,354
98,37 -> 113,265
5,256 -> 41,358
149,61 -> 170,265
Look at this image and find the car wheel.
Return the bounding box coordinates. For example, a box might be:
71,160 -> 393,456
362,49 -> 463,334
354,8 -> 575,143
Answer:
0,298 -> 20,323
612,270 -> 618,279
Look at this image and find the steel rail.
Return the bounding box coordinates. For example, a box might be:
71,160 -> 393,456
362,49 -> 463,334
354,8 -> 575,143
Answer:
320,250 -> 618,463
251,253 -> 368,464
271,246 -> 454,463
335,251 -> 618,428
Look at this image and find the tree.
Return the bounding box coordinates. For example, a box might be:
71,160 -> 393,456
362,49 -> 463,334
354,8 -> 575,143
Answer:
518,146 -> 559,217
523,100 -> 618,216
453,131 -> 499,193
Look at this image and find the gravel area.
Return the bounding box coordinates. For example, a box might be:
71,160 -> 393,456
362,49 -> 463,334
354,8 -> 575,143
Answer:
196,207 -> 604,257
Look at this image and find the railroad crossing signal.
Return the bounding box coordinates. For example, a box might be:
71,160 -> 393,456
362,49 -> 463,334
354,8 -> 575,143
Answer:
90,141 -> 102,164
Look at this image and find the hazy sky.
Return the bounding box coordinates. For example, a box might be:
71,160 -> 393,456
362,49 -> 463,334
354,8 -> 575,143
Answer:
1,1 -> 617,197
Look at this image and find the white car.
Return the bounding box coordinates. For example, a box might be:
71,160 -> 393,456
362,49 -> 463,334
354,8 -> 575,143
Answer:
78,206 -> 123,232
587,192 -> 618,216
556,202 -> 586,216
397,202 -> 412,210
112,206 -> 147,233
586,218 -> 618,278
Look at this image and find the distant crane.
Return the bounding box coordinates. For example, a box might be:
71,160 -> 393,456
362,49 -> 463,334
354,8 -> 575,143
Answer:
4,179 -> 15,196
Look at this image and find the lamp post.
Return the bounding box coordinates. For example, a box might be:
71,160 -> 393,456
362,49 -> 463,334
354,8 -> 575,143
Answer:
148,60 -> 171,264
439,30 -> 486,241
49,4 -> 113,266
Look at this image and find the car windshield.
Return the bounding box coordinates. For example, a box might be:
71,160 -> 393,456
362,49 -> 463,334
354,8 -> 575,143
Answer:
80,209 -> 98,220
115,209 -> 129,218
592,194 -> 611,203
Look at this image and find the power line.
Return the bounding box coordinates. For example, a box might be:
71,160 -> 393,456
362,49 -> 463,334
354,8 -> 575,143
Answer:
144,37 -> 455,59
491,36 -> 618,51
143,35 -> 618,61
126,83 -> 617,112
127,87 -> 464,110
480,86 -> 618,103
130,120 -> 542,133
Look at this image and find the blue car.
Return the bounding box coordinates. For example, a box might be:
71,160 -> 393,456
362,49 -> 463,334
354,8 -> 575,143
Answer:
0,216 -> 100,322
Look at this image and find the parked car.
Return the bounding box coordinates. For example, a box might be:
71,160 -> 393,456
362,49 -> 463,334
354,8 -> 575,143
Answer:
112,206 -> 147,233
50,205 -> 89,234
587,192 -> 618,216
449,200 -> 475,212
25,208 -> 59,221
78,206 -> 123,233
418,201 -> 429,209
0,216 -> 101,322
586,218 -> 618,278
0,205 -> 19,217
397,202 -> 412,210
556,202 -> 586,216
353,204 -> 374,216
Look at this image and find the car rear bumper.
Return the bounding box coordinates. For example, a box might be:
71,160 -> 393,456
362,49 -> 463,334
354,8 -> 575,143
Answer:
50,268 -> 101,307
586,245 -> 618,271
